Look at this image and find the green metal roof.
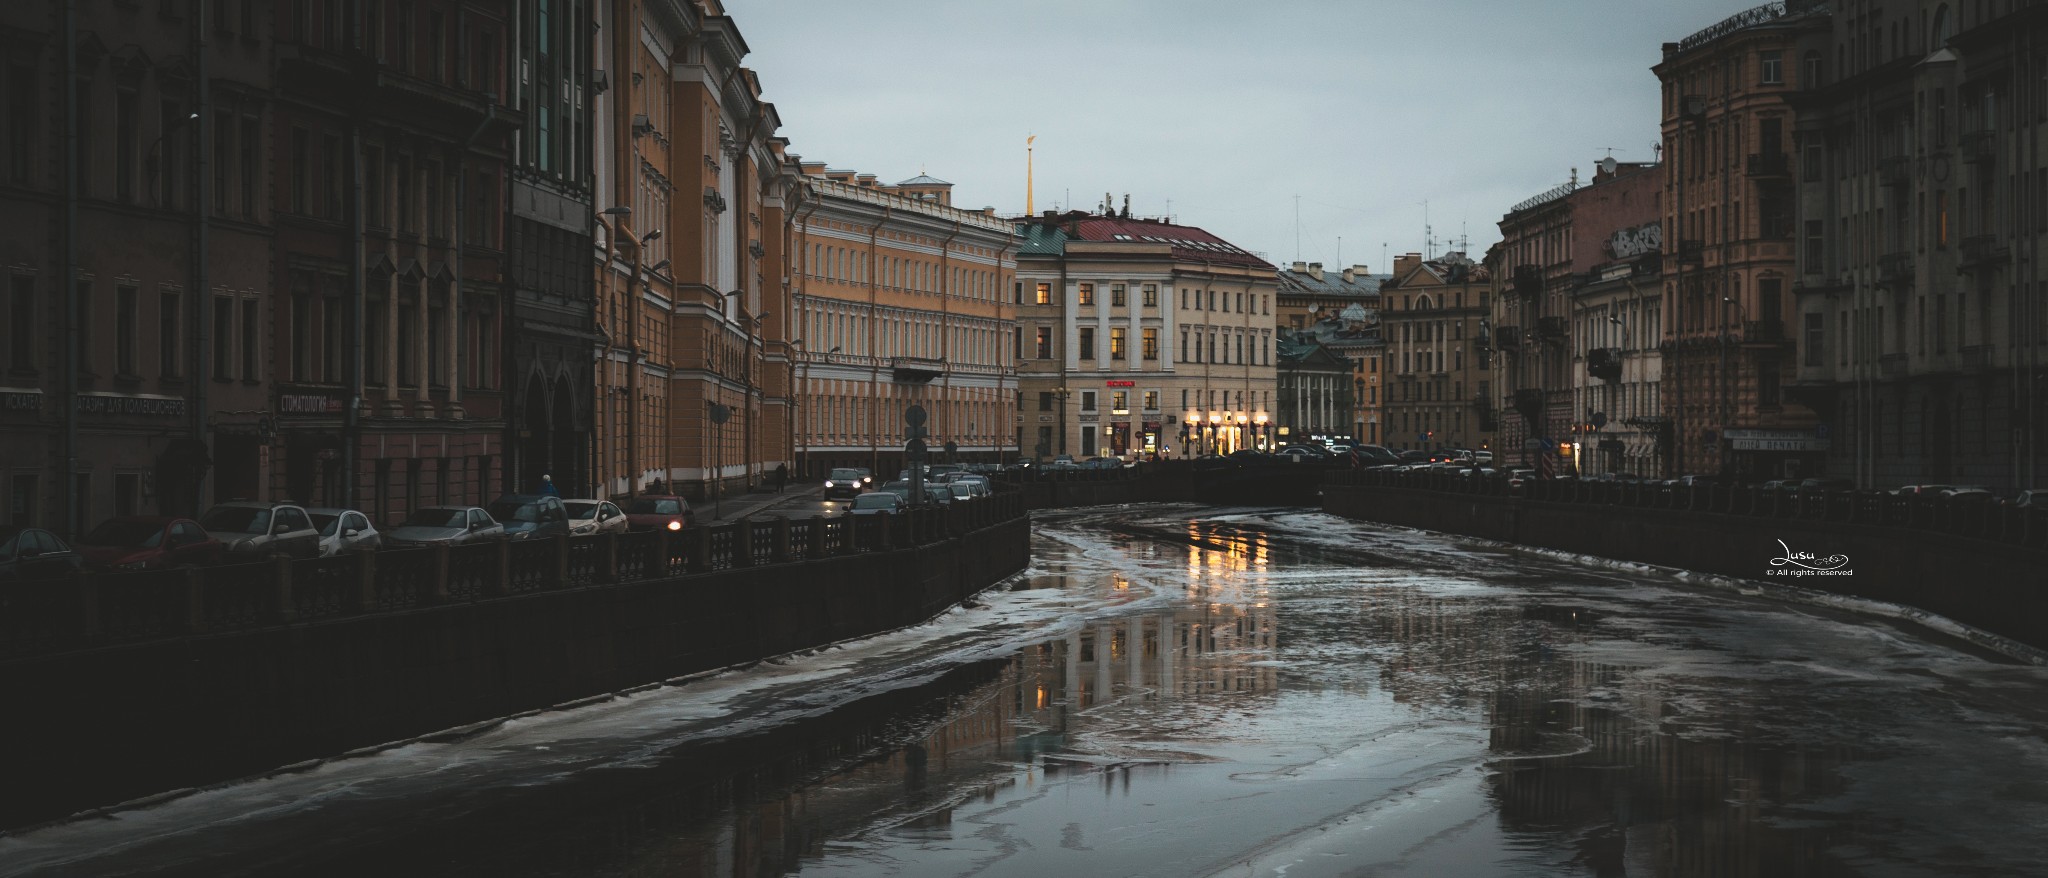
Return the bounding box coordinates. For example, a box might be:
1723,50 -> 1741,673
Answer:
1015,222 -> 1068,256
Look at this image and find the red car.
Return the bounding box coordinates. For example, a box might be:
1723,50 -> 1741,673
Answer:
623,495 -> 696,532
76,516 -> 225,571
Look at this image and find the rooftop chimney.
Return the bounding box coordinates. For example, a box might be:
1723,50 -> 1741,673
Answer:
1291,261 -> 1308,273
1307,262 -> 1324,281
1341,267 -> 1355,284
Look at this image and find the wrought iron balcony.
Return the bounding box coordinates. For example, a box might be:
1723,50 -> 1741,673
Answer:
1741,320 -> 1787,344
1678,239 -> 1705,264
1494,326 -> 1522,350
1878,252 -> 1914,287
1537,316 -> 1567,339
1746,151 -> 1791,178
1876,154 -> 1913,189
1959,234 -> 2008,271
1587,347 -> 1622,381
1960,344 -> 1992,373
1960,129 -> 1996,165
1513,265 -> 1542,298
1879,352 -> 1909,379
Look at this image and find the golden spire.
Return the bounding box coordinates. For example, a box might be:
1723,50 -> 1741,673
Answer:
1026,134 -> 1036,215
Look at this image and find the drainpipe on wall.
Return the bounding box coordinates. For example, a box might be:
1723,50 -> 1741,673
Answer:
190,0 -> 211,512
60,0 -> 77,537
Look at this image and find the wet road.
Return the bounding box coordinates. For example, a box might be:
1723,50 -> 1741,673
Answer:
5,505 -> 2048,877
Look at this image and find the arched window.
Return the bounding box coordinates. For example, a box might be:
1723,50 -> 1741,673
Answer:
1932,5 -> 1952,48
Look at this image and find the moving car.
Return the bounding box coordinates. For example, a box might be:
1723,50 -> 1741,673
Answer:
824,467 -> 871,500
0,525 -> 83,582
76,516 -> 223,570
563,499 -> 628,536
386,506 -> 505,547
490,494 -> 571,541
199,502 -> 323,559
848,492 -> 903,515
305,508 -> 381,556
623,495 -> 694,532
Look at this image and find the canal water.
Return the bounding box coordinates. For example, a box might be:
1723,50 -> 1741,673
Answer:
4,504 -> 2047,877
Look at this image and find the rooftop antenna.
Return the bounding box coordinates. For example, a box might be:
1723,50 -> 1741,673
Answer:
1294,195 -> 1302,262
1165,197 -> 1172,221
1337,235 -> 1342,267
1419,199 -> 1432,260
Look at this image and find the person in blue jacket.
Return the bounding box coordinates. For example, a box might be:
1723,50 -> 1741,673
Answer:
538,474 -> 559,496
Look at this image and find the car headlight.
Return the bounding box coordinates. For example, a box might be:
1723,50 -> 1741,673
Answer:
233,538 -> 255,552
666,519 -> 683,531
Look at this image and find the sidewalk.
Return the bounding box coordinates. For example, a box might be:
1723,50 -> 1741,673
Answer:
698,483 -> 825,525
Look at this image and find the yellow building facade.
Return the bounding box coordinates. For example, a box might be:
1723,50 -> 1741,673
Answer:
791,169 -> 1020,476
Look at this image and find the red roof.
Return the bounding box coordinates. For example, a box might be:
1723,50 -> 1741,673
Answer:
1041,211 -> 1273,270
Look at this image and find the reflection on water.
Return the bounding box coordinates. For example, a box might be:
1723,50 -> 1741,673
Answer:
24,507 -> 2044,877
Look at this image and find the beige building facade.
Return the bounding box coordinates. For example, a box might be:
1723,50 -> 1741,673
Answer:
1014,210 -> 1278,460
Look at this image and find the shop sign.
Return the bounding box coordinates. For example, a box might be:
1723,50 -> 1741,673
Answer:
77,392 -> 186,417
1105,380 -> 1135,387
1,390 -> 40,414
279,390 -> 346,415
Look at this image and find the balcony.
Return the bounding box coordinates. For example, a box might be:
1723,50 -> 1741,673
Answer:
1678,239 -> 1705,264
1741,320 -> 1787,345
890,357 -> 944,384
1879,353 -> 1909,380
1512,389 -> 1545,423
1960,129 -> 1996,165
1513,265 -> 1542,298
1959,234 -> 2009,272
1960,344 -> 1993,374
1494,326 -> 1522,350
1746,151 -> 1791,178
1878,252 -> 1914,288
1876,154 -> 1913,189
1537,316 -> 1567,340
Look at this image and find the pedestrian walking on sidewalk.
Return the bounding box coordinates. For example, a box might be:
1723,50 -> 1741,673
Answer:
538,474 -> 559,496
774,463 -> 788,493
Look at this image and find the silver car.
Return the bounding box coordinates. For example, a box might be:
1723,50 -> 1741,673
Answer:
848,492 -> 903,515
385,506 -> 505,548
199,502 -> 324,559
306,507 -> 382,556
563,499 -> 628,536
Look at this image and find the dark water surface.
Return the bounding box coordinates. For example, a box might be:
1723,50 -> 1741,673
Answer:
4,505 -> 2046,877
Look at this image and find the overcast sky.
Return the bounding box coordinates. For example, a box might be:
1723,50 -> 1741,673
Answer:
727,0 -> 1768,273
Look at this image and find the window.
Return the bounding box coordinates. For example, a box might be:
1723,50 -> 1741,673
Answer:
75,281 -> 92,373
241,298 -> 258,381
394,1 -> 414,72
212,295 -> 233,378
1758,358 -> 1781,407
1078,283 -> 1094,306
1079,326 -> 1095,359
74,79 -> 92,196
1080,391 -> 1096,411
289,128 -> 308,213
158,290 -> 180,377
1804,312 -> 1824,366
428,10 -> 445,81
115,285 -> 137,375
1142,284 -> 1157,307
214,111 -> 231,210
243,117 -> 261,218
1034,326 -> 1051,359
1936,190 -> 1950,247
364,147 -> 385,227
1111,284 -> 1126,306
366,295 -> 386,384
1110,327 -> 1127,360
290,284 -> 312,381
1038,391 -> 1053,411
1760,51 -> 1783,85
115,91 -> 137,202
1142,327 -> 1158,360
1081,426 -> 1096,454
1035,282 -> 1050,305
428,297 -> 445,386
1803,220 -> 1824,274
8,276 -> 34,372
396,154 -> 413,231
1110,391 -> 1127,413
7,61 -> 35,185
322,295 -> 341,382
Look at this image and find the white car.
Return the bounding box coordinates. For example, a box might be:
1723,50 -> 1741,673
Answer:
563,499 -> 628,536
306,507 -> 382,557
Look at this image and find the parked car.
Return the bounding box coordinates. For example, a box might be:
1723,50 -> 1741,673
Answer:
1352,445 -> 1403,467
305,508 -> 382,556
623,495 -> 695,532
200,501 -> 323,559
1397,450 -> 1431,463
878,480 -> 915,502
0,525 -> 84,582
948,476 -> 991,499
75,516 -> 224,571
490,495 -> 571,541
1893,484 -> 1954,497
1793,478 -> 1856,495
824,467 -> 871,500
2013,489 -> 2046,508
386,506 -> 505,547
563,499 -> 628,536
948,483 -> 978,503
1940,486 -> 1997,502
848,492 -> 903,515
